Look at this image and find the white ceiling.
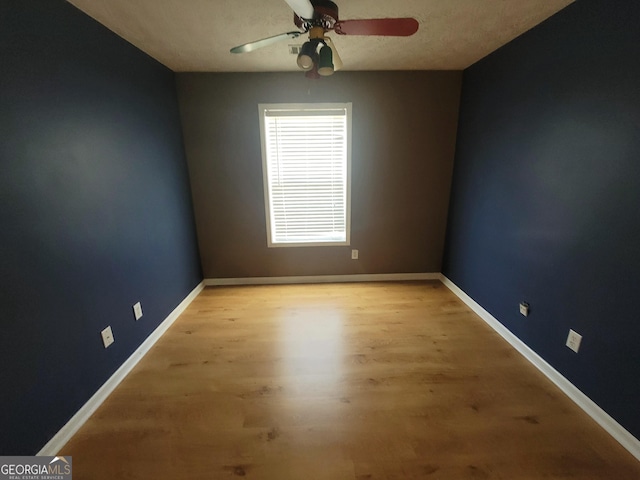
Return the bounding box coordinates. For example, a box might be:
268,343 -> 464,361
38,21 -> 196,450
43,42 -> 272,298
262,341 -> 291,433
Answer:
67,0 -> 574,72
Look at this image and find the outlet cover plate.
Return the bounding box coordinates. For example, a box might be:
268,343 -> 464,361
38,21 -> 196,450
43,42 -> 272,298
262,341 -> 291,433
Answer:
566,329 -> 582,353
101,326 -> 115,348
133,302 -> 143,320
519,302 -> 529,317
351,249 -> 359,260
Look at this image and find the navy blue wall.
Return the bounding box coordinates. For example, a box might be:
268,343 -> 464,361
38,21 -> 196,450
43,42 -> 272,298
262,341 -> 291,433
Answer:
444,0 -> 640,438
0,0 -> 202,454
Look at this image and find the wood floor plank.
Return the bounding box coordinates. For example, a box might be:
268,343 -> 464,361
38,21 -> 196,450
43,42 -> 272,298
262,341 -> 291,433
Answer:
61,281 -> 640,479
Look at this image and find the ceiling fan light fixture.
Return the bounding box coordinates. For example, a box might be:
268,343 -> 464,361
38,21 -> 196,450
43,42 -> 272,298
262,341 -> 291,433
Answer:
323,36 -> 343,71
296,41 -> 316,70
305,62 -> 321,79
317,45 -> 334,76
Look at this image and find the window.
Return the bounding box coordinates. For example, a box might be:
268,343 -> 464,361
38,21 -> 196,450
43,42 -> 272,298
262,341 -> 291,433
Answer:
259,103 -> 352,247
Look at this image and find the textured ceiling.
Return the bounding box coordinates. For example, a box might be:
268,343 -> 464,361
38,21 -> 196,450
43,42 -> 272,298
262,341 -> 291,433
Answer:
67,0 -> 574,72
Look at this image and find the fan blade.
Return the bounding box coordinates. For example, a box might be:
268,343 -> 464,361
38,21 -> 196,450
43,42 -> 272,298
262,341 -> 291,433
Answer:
230,31 -> 302,53
284,0 -> 314,20
323,37 -> 343,71
335,18 -> 419,36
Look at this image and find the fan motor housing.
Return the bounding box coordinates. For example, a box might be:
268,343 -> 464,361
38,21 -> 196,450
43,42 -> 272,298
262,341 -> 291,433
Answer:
295,0 -> 339,31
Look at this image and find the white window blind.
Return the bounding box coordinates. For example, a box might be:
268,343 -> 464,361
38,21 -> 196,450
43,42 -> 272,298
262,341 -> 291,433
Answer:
259,103 -> 352,247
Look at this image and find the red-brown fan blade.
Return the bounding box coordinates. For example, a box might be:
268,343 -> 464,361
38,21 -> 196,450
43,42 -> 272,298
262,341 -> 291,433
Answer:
334,18 -> 419,36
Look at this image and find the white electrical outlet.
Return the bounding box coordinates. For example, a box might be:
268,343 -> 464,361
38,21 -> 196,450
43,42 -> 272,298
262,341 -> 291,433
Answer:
133,301 -> 143,321
101,326 -> 115,348
566,329 -> 582,353
351,249 -> 359,260
519,302 -> 529,317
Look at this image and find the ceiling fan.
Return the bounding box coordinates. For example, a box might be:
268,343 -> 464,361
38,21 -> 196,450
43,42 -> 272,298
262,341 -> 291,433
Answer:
230,0 -> 419,78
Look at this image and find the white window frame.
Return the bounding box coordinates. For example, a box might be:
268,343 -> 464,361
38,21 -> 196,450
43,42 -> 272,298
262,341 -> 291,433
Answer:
259,103 -> 352,248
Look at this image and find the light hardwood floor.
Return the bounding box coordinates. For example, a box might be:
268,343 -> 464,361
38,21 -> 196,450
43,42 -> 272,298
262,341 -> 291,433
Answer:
61,281 -> 640,479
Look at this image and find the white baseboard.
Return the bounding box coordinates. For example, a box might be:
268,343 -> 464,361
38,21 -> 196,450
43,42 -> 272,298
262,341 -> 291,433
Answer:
37,281 -> 205,456
205,272 -> 440,286
439,274 -> 640,462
